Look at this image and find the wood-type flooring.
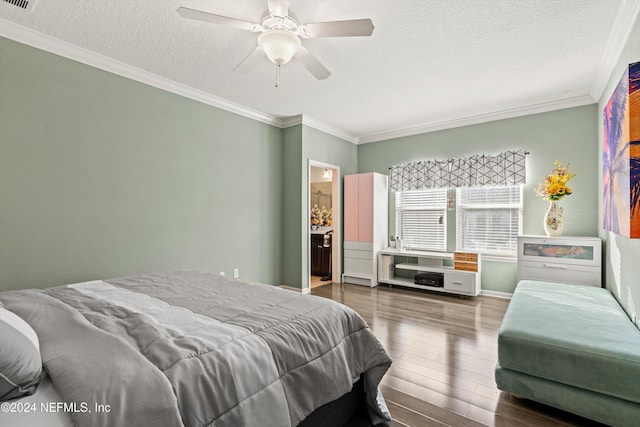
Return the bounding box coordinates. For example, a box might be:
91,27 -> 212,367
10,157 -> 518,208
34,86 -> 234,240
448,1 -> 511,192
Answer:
311,282 -> 606,427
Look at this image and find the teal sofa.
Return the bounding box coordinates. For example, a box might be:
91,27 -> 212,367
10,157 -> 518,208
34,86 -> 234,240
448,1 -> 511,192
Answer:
495,280 -> 640,426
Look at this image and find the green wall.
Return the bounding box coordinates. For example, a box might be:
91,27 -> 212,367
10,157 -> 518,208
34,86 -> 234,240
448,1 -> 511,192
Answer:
0,37 -> 283,290
598,16 -> 640,322
0,37 -> 358,294
4,21 -> 635,300
280,124 -> 358,290
281,125 -> 303,287
358,105 -> 599,293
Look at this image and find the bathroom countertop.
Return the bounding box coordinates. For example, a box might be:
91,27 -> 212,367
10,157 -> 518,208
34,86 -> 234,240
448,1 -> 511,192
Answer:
310,226 -> 333,234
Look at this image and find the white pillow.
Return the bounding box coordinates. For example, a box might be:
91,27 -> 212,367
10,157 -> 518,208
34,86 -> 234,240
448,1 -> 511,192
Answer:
0,305 -> 42,400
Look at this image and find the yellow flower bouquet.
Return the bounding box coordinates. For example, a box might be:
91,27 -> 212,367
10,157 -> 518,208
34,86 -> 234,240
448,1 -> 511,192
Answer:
535,161 -> 577,201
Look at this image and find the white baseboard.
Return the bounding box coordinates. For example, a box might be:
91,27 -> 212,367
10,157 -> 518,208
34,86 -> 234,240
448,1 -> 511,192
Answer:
480,289 -> 513,299
279,285 -> 310,294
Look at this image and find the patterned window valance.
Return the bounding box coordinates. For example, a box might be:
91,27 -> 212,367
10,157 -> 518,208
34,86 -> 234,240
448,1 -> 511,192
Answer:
390,149 -> 527,192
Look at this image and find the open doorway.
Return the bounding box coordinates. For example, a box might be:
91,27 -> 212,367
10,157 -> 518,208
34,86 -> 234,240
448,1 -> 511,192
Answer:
308,161 -> 340,290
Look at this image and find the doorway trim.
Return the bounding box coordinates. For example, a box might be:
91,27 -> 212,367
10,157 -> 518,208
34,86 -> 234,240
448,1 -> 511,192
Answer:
306,160 -> 341,293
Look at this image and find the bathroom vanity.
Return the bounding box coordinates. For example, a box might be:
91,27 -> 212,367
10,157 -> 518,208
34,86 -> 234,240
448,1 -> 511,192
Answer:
311,227 -> 332,278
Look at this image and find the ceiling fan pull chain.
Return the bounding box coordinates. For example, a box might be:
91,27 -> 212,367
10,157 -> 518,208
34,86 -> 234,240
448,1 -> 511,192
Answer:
275,63 -> 281,88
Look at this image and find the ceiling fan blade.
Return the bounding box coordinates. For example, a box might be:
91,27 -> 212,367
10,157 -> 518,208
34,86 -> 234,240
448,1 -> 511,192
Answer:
294,47 -> 331,80
267,0 -> 289,18
300,19 -> 374,38
234,47 -> 265,73
177,7 -> 259,32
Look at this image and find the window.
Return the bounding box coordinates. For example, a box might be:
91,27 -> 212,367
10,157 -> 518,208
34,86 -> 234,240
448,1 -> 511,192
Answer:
456,185 -> 523,257
395,189 -> 447,251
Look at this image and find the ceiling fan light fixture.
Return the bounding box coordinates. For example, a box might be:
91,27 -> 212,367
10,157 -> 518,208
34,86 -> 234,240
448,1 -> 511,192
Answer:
177,1 -> 373,80
258,29 -> 301,65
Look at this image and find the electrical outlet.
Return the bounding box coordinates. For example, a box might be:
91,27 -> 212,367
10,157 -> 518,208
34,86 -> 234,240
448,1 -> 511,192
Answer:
233,268 -> 239,278
219,271 -> 225,276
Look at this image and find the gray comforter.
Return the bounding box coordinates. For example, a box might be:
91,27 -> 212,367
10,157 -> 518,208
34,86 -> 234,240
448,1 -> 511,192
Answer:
0,272 -> 392,427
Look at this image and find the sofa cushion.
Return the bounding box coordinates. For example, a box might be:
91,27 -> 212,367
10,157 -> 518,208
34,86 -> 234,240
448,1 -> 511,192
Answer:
498,280 -> 640,404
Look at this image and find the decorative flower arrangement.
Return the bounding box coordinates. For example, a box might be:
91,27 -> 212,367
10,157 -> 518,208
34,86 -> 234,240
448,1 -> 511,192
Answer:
311,205 -> 333,226
321,206 -> 332,226
535,161 -> 577,201
311,204 -> 321,226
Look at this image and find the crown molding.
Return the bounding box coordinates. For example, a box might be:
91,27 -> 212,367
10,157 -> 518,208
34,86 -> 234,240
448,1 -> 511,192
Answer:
302,116 -> 359,144
0,20 -> 360,143
0,19 -> 360,143
590,0 -> 640,102
0,17 -> 621,146
0,19 -> 282,127
279,114 -> 304,128
357,95 -> 596,144
279,114 -> 359,144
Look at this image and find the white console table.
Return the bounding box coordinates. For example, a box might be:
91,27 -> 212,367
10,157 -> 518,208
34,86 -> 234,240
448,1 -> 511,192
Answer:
378,249 -> 481,296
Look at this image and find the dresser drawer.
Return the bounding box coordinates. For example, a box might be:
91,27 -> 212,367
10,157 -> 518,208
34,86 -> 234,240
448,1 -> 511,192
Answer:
344,249 -> 374,260
517,261 -> 601,287
517,236 -> 601,267
444,272 -> 475,294
344,241 -> 373,251
453,251 -> 479,272
344,258 -> 373,277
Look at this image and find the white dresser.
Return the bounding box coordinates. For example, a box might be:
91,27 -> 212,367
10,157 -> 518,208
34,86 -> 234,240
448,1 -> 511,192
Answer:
517,235 -> 602,287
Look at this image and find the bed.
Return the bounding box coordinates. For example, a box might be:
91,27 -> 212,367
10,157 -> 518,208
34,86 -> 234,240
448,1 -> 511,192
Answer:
0,271 -> 392,427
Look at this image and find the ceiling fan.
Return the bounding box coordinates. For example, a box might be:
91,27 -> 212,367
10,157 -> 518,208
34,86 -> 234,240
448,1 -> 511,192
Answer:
177,0 -> 374,82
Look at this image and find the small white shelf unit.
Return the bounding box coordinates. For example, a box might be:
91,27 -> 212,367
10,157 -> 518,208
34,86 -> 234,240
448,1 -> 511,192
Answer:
378,249 -> 481,296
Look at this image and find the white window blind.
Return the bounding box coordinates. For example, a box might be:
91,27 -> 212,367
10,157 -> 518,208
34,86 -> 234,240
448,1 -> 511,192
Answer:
456,185 -> 523,257
395,189 -> 447,251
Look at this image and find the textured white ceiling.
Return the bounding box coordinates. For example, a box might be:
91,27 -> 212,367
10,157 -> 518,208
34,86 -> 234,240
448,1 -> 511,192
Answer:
0,0 -> 637,143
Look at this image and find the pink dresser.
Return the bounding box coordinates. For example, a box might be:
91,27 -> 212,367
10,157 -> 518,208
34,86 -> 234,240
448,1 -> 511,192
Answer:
342,173 -> 388,287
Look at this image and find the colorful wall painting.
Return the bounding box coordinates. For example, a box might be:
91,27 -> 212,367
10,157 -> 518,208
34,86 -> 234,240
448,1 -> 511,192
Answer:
603,61 -> 640,238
